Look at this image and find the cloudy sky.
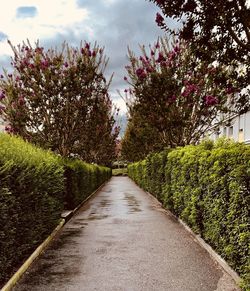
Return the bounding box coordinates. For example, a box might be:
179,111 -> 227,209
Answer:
0,0 -> 167,114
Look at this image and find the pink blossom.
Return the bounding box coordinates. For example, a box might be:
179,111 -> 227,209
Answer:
226,86 -> 235,94
146,67 -> 154,73
204,95 -> 218,106
156,13 -> 164,26
124,76 -> 128,81
156,0 -> 165,4
174,45 -> 180,53
136,68 -> 147,79
5,125 -> 14,133
157,52 -> 166,63
0,91 -> 5,100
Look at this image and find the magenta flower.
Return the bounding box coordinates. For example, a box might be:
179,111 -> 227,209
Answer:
226,86 -> 234,94
5,125 -> 14,133
156,0 -> 165,4
41,60 -> 49,69
64,62 -> 69,68
0,91 -> 5,100
124,76 -> 128,81
157,52 -> 166,63
85,43 -> 90,50
156,13 -> 164,26
204,95 -> 218,106
146,67 -> 154,73
174,45 -> 180,53
136,68 -> 147,79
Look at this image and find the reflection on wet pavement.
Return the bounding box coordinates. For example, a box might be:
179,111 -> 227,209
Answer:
124,192 -> 142,213
13,176 -> 238,291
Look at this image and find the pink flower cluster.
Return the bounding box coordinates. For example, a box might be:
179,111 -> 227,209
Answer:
182,83 -> 199,97
204,95 -> 218,106
136,68 -> 147,79
0,91 -> 5,100
156,13 -> 164,26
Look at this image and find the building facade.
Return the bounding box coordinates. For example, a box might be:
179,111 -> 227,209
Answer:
209,110 -> 250,145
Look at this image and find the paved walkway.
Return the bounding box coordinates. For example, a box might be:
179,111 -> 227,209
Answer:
14,177 -> 239,291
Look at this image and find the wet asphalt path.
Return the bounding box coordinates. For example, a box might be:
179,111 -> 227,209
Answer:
14,177 -> 239,291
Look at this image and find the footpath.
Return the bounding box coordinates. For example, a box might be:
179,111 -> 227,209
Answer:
13,177 -> 239,291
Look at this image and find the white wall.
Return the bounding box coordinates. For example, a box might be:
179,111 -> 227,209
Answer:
0,117 -> 5,132
209,110 -> 250,144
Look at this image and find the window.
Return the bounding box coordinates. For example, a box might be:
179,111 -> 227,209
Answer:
238,128 -> 244,142
229,126 -> 233,138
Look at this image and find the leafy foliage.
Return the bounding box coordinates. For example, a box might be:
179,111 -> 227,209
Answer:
63,158 -> 111,209
0,133 -> 64,285
121,107 -> 163,162
0,133 -> 111,286
150,0 -> 250,98
128,139 -> 250,289
124,37 -> 245,147
0,40 -> 119,166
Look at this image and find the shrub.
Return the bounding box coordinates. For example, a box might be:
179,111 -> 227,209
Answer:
0,133 -> 64,285
63,158 -> 111,209
128,139 -> 250,288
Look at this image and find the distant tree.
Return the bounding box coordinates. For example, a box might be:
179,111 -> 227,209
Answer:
151,0 -> 250,102
124,37 -> 246,147
121,106 -> 163,162
0,40 -> 119,165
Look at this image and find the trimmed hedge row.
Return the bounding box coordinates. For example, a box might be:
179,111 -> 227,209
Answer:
0,133 -> 111,286
128,139 -> 250,289
64,158 -> 111,209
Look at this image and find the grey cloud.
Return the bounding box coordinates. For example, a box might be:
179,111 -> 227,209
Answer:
77,0 -> 166,92
4,0 -> 176,113
16,6 -> 38,18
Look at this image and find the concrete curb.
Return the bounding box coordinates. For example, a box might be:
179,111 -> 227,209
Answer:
1,219 -> 65,291
145,190 -> 241,286
1,180 -> 108,291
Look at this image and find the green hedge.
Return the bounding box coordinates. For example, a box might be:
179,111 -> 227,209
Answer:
0,133 -> 111,286
63,158 -> 111,209
0,133 -> 64,285
128,139 -> 250,289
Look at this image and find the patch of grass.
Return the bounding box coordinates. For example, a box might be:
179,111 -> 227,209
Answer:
112,168 -> 128,176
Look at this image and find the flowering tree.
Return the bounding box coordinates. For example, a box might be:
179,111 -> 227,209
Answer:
151,0 -> 250,107
0,40 -> 119,165
124,37 -> 244,147
152,0 -> 250,68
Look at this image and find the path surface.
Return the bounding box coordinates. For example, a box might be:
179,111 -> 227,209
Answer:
14,177 -> 239,291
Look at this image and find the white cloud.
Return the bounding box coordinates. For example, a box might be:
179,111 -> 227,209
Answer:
0,0 -> 89,55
